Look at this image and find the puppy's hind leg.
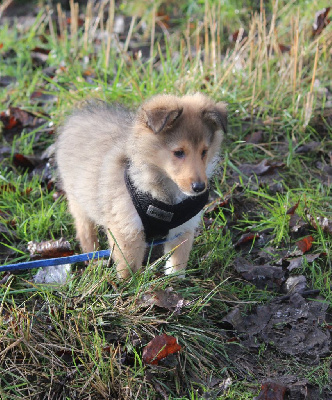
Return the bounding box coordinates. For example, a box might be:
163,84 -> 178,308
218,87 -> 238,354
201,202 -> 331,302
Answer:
67,195 -> 99,253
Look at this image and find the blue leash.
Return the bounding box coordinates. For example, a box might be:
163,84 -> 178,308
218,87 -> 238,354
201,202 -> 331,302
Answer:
0,236 -> 179,273
0,250 -> 112,273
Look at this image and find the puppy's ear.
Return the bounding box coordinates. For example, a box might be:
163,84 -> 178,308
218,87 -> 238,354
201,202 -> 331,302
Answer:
203,102 -> 227,133
144,107 -> 183,134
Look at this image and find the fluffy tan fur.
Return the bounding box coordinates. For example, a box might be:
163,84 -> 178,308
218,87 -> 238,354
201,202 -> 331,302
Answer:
56,93 -> 227,279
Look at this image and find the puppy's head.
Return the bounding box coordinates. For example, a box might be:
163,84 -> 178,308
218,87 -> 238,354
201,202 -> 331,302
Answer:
135,93 -> 227,196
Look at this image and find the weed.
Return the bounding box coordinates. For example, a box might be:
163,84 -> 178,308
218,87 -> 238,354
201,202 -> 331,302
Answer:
0,0 -> 331,398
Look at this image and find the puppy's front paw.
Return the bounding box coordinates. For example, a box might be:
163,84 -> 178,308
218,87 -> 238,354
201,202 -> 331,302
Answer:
164,258 -> 186,278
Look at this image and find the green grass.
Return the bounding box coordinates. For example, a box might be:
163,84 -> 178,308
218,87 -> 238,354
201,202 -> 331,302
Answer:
0,0 -> 331,398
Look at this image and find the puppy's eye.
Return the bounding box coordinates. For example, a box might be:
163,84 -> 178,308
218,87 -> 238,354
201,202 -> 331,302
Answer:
173,150 -> 185,159
201,149 -> 208,159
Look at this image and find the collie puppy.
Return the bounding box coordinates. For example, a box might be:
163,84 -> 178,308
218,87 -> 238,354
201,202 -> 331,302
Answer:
56,93 -> 227,279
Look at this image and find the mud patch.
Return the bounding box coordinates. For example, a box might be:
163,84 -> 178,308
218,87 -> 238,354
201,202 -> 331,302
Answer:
237,293 -> 329,359
222,293 -> 331,398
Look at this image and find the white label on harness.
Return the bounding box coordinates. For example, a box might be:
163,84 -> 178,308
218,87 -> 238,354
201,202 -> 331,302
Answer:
147,205 -> 174,222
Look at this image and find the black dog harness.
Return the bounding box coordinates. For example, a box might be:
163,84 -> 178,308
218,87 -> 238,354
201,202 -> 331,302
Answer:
124,166 -> 209,242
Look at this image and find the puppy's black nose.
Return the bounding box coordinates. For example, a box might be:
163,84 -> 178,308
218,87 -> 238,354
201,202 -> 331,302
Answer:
192,182 -> 206,193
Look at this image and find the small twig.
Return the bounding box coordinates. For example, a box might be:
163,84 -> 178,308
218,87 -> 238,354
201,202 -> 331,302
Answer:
0,272 -> 12,285
83,0 -> 93,52
149,6 -> 156,81
272,289 -> 321,303
105,0 -> 115,69
0,0 -> 13,18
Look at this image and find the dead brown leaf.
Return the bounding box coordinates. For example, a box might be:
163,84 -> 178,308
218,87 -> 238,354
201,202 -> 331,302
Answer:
312,7 -> 331,36
234,232 -> 260,248
52,190 -> 65,201
0,183 -> 32,196
256,381 -> 287,400
13,153 -> 37,172
139,287 -> 189,312
9,106 -> 40,127
1,106 -> 47,136
31,46 -> 50,66
286,201 -> 299,215
0,112 -> 19,130
244,130 -> 264,144
239,159 -> 285,176
30,90 -> 58,104
296,236 -> 314,254
142,333 -> 181,365
289,213 -> 307,233
307,213 -> 332,235
28,238 -> 74,259
277,43 -> 291,54
205,197 -> 228,213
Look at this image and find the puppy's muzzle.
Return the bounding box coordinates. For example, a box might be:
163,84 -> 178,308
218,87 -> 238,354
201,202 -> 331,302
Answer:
192,181 -> 206,193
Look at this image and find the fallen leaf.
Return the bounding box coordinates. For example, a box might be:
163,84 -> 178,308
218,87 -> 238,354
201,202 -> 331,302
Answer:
28,238 -> 74,259
31,46 -> 50,55
277,43 -> 290,53
142,334 -> 181,365
233,257 -> 285,290
284,275 -> 307,294
66,17 -> 85,26
54,349 -> 76,364
0,272 -> 12,285
1,48 -> 16,59
53,190 -> 65,201
229,29 -> 248,42
295,141 -> 320,153
306,213 -> 332,236
139,287 -> 188,312
312,7 -> 331,36
314,161 -> 332,186
0,75 -> 17,87
30,91 -> 58,103
1,106 -> 45,129
287,253 -> 321,271
205,197 -> 228,213
0,184 -> 32,196
286,256 -> 303,271
244,130 -> 264,144
239,159 -> 285,176
145,371 -> 169,399
234,232 -> 260,247
13,153 -> 36,172
0,183 -> 15,193
156,10 -> 170,29
0,113 -> 19,129
220,307 -> 243,330
31,47 -> 50,66
13,153 -> 35,171
286,201 -> 299,215
289,213 -> 307,233
256,381 -> 287,399
11,106 -> 46,126
296,236 -> 314,254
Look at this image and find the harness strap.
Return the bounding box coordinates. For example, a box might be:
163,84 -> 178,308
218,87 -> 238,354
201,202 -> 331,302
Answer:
124,165 -> 209,241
